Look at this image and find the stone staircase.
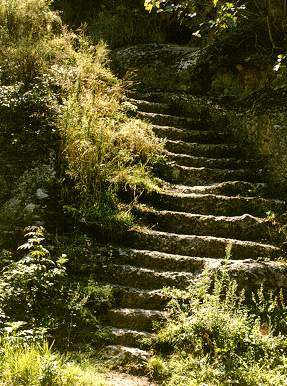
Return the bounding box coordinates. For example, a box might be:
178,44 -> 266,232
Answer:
98,90 -> 287,361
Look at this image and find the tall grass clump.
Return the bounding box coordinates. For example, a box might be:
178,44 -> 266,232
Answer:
57,36 -> 163,230
149,273 -> 287,385
0,0 -> 164,232
0,339 -> 107,385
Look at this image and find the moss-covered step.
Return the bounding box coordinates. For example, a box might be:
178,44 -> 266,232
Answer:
152,191 -> 286,217
106,327 -> 156,349
97,264 -> 194,290
162,181 -> 268,197
152,125 -> 227,143
136,207 -> 281,243
128,228 -> 280,260
111,285 -> 167,310
104,308 -> 166,332
138,111 -> 211,130
158,164 -> 262,185
165,152 -> 261,170
164,140 -> 240,158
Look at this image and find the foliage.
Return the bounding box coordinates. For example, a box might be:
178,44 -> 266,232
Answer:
145,0 -> 287,51
0,226 -> 113,348
53,0 -> 166,48
89,5 -> 165,48
0,0 -> 164,235
144,0 -> 244,37
149,272 -> 287,385
0,338 -> 107,385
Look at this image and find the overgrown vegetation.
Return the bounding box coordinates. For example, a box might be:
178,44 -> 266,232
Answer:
0,0 -> 163,236
0,0 -> 164,381
54,0 -> 167,48
2,0 -> 287,383
149,273 -> 287,385
0,225 -> 113,383
0,338 -> 107,385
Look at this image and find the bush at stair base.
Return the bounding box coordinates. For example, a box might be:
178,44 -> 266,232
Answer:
149,273 -> 287,385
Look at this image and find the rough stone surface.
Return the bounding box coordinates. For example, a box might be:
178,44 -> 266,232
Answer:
112,44 -> 202,92
99,46 -> 287,358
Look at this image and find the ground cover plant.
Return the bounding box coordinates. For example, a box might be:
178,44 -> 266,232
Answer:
0,338 -> 108,386
149,272 -> 287,385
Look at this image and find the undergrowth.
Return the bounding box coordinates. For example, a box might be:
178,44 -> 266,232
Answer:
0,0 -> 163,234
0,338 -> 107,386
149,272 -> 287,385
53,0 -> 166,48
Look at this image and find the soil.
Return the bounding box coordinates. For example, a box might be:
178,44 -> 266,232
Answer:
105,371 -> 158,386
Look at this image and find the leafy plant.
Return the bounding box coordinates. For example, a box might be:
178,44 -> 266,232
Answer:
150,272 -> 287,385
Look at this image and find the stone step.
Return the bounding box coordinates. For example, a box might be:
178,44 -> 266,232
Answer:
152,125 -> 227,143
127,91 -> 173,104
112,285 -> 167,310
215,259 -> 287,291
158,164 -> 262,185
165,140 -> 240,158
152,191 -> 285,217
116,248 -> 210,272
107,327 -> 156,349
164,181 -> 268,197
114,250 -> 287,291
129,92 -> 218,121
101,345 -> 152,365
105,308 -> 166,332
137,111 -> 209,130
128,98 -> 170,114
166,152 -> 260,170
129,229 -> 280,260
136,208 -> 280,243
98,264 -> 195,289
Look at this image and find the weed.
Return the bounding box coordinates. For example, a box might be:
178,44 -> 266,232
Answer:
150,273 -> 287,385
0,338 -> 108,385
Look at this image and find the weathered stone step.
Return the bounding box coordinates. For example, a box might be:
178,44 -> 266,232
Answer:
116,249 -> 209,272
137,111 -> 209,130
105,308 -> 166,332
152,191 -> 285,217
129,229 -> 280,260
158,164 -> 262,185
166,152 -> 260,170
128,98 -> 170,114
128,92 -> 217,121
98,264 -> 194,289
127,91 -> 172,104
216,259 -> 287,291
101,345 -> 152,365
165,140 -> 240,158
112,285 -> 167,310
136,208 -> 280,243
107,327 -> 156,348
165,181 -> 268,197
152,125 -> 227,143
110,250 -> 287,291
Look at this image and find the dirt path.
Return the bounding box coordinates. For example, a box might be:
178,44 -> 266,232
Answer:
105,371 -> 158,386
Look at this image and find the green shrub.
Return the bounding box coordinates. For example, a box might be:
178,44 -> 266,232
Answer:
149,273 -> 287,385
0,226 -> 114,348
